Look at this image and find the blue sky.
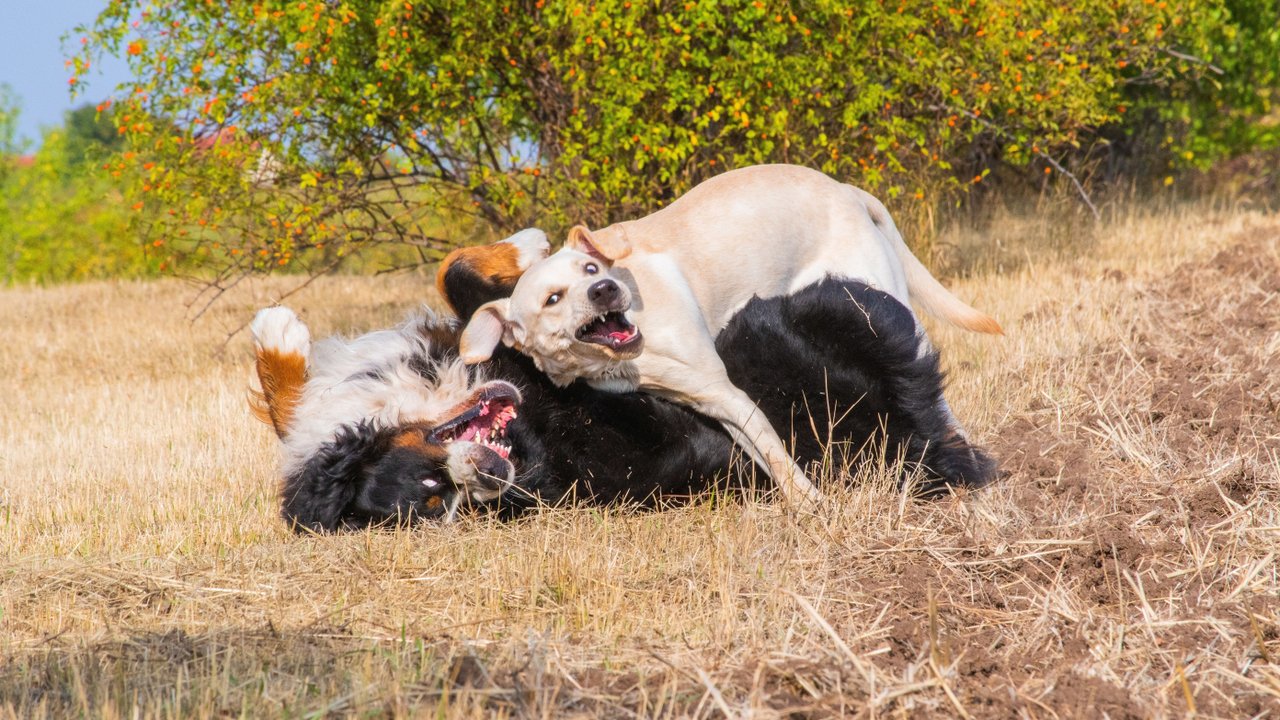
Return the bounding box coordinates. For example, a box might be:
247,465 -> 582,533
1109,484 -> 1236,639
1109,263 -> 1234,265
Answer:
1,1 -> 133,148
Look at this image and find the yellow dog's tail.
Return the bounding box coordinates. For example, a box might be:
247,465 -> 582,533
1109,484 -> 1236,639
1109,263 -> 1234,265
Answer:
248,307 -> 311,439
858,189 -> 1003,335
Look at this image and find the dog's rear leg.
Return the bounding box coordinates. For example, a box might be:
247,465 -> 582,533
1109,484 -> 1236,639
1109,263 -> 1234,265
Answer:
250,307 -> 311,439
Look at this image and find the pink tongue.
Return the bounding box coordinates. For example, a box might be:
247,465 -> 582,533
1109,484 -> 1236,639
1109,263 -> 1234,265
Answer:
608,330 -> 631,341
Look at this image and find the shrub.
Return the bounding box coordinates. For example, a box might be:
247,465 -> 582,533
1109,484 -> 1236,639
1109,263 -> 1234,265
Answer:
73,0 -> 1276,281
0,118 -> 154,284
1134,0 -> 1280,171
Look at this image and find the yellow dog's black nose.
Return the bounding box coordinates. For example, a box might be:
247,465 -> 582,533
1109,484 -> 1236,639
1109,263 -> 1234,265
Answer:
588,279 -> 620,306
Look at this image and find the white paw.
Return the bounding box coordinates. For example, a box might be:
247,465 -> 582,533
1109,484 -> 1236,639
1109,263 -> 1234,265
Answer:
501,228 -> 550,270
251,306 -> 311,358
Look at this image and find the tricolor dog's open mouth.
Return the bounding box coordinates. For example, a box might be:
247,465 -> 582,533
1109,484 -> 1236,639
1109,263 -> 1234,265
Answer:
428,381 -> 520,458
576,311 -> 643,352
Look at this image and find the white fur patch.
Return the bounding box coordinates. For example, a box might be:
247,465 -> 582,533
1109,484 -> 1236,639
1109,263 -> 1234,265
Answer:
275,308 -> 489,479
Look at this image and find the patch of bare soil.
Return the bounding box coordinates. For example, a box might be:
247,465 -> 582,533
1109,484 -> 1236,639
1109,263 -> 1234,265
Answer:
948,230 -> 1280,718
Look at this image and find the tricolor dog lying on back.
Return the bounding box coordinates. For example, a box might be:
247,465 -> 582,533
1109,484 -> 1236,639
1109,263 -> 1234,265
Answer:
251,230 -> 997,531
459,165 -> 1001,508
250,308 -> 520,525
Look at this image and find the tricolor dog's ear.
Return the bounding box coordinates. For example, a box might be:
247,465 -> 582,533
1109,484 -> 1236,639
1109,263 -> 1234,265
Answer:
567,225 -> 631,263
459,298 -> 520,364
436,229 -> 549,319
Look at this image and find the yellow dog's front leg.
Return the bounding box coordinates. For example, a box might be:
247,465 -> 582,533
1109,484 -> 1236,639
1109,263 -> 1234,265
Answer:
706,390 -> 822,507
640,353 -> 822,507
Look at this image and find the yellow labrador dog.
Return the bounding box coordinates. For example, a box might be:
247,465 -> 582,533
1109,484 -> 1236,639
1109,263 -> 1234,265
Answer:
459,164 -> 1001,505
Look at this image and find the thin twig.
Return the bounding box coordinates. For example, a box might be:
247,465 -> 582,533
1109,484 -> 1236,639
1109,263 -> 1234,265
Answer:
929,103 -> 1101,221
1162,47 -> 1224,74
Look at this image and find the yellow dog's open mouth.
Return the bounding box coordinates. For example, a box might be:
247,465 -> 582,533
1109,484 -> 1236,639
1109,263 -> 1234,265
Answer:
576,311 -> 642,352
429,381 -> 520,458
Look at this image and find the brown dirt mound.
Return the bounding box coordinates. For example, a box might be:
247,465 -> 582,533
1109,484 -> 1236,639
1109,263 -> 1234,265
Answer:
972,230 -> 1280,718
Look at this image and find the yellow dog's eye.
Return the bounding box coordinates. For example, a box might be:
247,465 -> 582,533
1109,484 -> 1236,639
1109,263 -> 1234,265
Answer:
584,262 -> 599,275
546,292 -> 562,306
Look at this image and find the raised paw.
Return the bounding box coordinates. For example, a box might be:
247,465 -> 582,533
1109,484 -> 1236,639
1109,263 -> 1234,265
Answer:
251,306 -> 311,360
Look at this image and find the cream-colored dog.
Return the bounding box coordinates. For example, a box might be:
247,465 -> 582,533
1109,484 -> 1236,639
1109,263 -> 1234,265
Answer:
459,164 -> 1001,505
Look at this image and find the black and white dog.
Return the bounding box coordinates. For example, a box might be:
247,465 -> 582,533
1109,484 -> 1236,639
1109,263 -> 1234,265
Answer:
251,233 -> 996,531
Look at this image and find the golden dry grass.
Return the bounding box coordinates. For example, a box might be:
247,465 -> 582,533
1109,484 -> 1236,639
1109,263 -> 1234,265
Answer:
2,202 -> 1278,718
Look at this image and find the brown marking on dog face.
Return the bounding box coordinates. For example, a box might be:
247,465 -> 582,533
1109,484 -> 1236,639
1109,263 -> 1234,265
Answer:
436,243 -> 525,314
251,348 -> 307,438
390,426 -> 451,462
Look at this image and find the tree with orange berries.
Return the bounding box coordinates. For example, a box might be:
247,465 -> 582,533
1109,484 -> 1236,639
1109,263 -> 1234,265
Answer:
75,0 -> 1278,286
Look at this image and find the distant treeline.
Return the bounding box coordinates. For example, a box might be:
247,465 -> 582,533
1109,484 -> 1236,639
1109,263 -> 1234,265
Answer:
0,93 -> 161,284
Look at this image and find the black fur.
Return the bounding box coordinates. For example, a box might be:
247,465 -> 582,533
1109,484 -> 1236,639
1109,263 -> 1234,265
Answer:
481,279 -> 995,512
484,350 -> 739,513
281,422 -> 453,532
719,279 -> 997,495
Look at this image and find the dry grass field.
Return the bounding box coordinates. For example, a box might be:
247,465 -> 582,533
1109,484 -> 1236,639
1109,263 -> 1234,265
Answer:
2,201 -> 1278,718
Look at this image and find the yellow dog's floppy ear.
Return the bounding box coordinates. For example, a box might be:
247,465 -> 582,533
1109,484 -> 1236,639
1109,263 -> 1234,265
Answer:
459,298 -> 519,364
567,225 -> 631,262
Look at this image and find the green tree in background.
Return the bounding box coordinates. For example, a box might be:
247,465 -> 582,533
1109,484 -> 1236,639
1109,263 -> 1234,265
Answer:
0,85 -> 19,266
1154,0 -> 1280,167
0,100 -> 150,284
63,103 -> 126,170
72,0 -> 1278,285
0,85 -> 22,173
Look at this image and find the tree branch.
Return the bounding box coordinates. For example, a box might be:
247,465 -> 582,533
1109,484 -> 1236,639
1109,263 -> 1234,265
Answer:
930,103 -> 1100,221
1161,47 -> 1224,75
